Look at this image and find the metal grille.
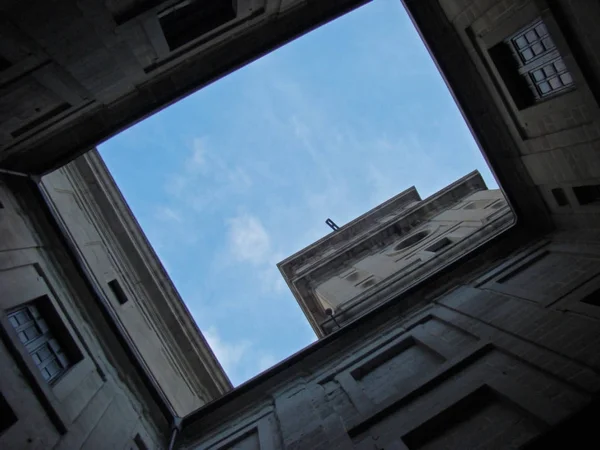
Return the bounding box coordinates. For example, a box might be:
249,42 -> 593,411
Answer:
508,20 -> 574,99
8,303 -> 70,383
512,21 -> 552,63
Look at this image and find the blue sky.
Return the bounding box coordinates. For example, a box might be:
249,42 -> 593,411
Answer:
99,0 -> 497,386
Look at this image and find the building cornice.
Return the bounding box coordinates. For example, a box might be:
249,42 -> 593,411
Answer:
280,170 -> 487,335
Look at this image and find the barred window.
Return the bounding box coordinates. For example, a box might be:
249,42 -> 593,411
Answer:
8,299 -> 77,383
508,20 -> 574,99
490,19 -> 574,109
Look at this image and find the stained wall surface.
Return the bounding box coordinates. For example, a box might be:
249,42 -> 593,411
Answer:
179,229 -> 600,450
0,177 -> 167,449
315,190 -> 507,310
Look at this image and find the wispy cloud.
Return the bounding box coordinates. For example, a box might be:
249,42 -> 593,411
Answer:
227,213 -> 272,265
200,324 -> 279,385
257,354 -> 278,373
203,327 -> 250,378
225,213 -> 286,293
189,138 -> 208,171
155,206 -> 183,223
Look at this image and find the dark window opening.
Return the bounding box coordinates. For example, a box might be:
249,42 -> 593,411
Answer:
573,184 -> 600,205
0,55 -> 11,72
0,393 -> 18,435
551,187 -> 569,206
581,288 -> 600,307
112,0 -> 168,25
403,386 -> 502,449
490,19 -> 574,109
489,42 -> 536,109
424,237 -> 453,253
8,297 -> 82,384
345,271 -> 360,282
394,230 -> 430,251
133,434 -> 148,450
108,279 -> 129,305
358,278 -> 376,289
159,0 -> 237,51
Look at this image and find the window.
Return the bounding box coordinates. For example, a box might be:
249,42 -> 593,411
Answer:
551,188 -> 569,206
581,288 -> 600,307
108,279 -> 129,305
7,299 -> 79,383
129,434 -> 148,450
510,20 -> 573,99
393,230 -> 430,251
0,55 -> 10,72
490,19 -> 574,108
357,277 -> 376,289
0,393 -> 17,435
573,184 -> 600,206
424,237 -> 453,253
464,200 -> 489,210
158,0 -> 237,51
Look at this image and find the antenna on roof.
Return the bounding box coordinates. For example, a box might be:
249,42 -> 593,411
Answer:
325,218 -> 339,232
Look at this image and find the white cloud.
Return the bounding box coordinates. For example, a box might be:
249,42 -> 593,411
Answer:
189,138 -> 207,171
227,213 -> 272,265
155,206 -> 183,223
257,354 -> 278,373
164,138 -> 254,214
224,214 -> 291,294
203,326 -> 250,378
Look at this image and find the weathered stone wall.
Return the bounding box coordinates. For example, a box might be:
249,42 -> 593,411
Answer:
315,189 -> 507,310
39,150 -> 230,416
178,228 -> 600,449
438,0 -> 600,229
0,176 -> 167,449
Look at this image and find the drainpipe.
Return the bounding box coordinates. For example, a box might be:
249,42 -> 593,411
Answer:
168,416 -> 183,450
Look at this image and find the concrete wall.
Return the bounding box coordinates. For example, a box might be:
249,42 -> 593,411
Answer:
178,228 -> 600,449
39,150 -> 230,416
0,177 -> 167,449
316,190 -> 506,309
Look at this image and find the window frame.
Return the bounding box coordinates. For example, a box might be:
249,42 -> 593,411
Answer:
7,300 -> 78,384
504,19 -> 574,101
0,263 -> 95,434
471,0 -> 598,134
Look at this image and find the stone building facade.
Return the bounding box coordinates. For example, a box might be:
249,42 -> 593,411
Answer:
175,0 -> 600,448
1,0 -> 600,449
0,150 -> 230,449
278,171 -> 512,337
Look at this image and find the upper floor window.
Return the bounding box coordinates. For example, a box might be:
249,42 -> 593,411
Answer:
8,299 -> 78,383
108,279 -> 129,305
509,20 -> 573,99
490,19 -> 574,108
